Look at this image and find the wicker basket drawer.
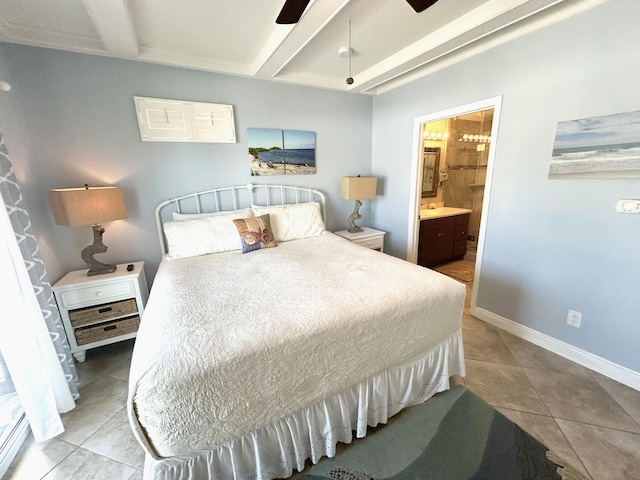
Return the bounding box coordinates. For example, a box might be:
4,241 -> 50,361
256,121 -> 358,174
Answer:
69,298 -> 138,328
74,315 -> 140,346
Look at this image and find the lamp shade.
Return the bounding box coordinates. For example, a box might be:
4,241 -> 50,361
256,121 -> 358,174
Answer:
341,176 -> 377,201
49,186 -> 127,226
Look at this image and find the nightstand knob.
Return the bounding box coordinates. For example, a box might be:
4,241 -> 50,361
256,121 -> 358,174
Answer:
95,291 -> 103,297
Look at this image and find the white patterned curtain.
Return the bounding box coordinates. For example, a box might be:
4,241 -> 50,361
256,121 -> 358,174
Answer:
0,130 -> 78,441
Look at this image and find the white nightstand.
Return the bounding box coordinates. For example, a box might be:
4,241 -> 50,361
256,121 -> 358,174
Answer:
52,262 -> 149,362
334,227 -> 386,252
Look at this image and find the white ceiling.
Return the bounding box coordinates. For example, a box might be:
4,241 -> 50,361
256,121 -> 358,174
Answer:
0,0 -> 607,95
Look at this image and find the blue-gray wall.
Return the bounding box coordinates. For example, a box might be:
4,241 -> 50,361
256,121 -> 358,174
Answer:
1,0 -> 638,375
372,0 -> 640,372
0,45 -> 373,282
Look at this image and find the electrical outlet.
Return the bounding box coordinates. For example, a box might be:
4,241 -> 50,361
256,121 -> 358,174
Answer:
567,310 -> 582,328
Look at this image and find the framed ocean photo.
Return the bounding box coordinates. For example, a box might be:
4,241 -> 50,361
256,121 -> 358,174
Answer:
248,128 -> 316,176
548,110 -> 640,178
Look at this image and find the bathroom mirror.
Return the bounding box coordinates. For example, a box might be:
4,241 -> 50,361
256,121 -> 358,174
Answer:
422,147 -> 440,197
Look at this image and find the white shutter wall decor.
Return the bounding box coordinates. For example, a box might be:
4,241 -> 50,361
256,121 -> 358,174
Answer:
134,96 -> 236,143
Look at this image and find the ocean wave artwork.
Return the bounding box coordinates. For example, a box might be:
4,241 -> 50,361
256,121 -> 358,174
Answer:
247,128 -> 316,176
548,110 -> 640,178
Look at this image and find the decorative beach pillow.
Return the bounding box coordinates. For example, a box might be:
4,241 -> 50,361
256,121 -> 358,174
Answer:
233,214 -> 277,253
251,202 -> 325,242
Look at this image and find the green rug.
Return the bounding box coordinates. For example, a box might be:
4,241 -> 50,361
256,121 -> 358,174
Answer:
300,386 -> 586,480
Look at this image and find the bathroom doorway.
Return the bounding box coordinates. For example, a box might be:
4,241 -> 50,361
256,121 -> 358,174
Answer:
408,97 -> 502,308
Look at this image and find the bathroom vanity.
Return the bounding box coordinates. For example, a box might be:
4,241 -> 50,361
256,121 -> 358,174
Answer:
418,207 -> 471,267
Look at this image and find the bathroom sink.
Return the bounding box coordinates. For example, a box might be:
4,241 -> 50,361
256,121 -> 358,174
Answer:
420,207 -> 472,220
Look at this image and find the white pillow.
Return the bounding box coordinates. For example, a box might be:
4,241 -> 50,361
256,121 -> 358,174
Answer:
172,208 -> 253,221
164,210 -> 253,259
251,202 -> 325,242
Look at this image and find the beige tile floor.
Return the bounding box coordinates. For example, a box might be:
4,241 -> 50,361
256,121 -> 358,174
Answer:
5,263 -> 640,479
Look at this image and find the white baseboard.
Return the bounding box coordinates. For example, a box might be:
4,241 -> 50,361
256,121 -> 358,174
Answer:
470,306 -> 640,392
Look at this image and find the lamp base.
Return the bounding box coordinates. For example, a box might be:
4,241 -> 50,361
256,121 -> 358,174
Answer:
81,224 -> 117,276
347,199 -> 364,234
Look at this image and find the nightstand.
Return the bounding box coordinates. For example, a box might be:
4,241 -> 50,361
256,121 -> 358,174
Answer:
52,262 -> 149,362
334,227 -> 386,252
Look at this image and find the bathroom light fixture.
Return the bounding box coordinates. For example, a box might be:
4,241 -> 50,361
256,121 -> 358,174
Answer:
49,185 -> 127,276
341,176 -> 377,233
458,134 -> 491,143
423,131 -> 449,140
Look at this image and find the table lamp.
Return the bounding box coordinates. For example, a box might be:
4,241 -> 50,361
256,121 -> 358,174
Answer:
49,185 -> 127,276
341,176 -> 377,233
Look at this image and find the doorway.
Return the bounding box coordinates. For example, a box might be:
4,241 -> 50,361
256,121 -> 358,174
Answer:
408,96 -> 502,309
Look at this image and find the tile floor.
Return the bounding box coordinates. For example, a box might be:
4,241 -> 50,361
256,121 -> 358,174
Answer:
5,262 -> 640,479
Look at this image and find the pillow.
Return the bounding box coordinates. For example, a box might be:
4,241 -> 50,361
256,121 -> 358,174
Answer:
163,210 -> 253,259
172,208 -> 254,221
233,214 -> 277,253
251,202 -> 325,242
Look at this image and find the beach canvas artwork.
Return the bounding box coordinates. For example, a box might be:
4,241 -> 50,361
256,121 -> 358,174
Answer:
548,110 -> 640,178
248,128 -> 316,176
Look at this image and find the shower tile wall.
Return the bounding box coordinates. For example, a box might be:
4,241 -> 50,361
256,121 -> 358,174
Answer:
443,117 -> 491,252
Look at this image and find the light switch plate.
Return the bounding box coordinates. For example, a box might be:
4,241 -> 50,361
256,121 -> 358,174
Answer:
616,199 -> 640,213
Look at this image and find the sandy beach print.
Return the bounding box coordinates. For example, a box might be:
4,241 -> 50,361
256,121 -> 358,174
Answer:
248,128 -> 316,176
548,110 -> 640,178
248,153 -> 316,176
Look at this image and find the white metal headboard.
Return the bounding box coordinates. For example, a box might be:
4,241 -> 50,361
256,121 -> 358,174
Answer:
155,183 -> 326,255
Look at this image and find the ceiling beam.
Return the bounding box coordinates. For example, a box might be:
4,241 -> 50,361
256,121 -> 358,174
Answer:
253,0 -> 348,80
82,0 -> 139,58
359,0 -> 609,94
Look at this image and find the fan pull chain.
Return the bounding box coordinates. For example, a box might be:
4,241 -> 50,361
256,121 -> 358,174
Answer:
346,0 -> 354,85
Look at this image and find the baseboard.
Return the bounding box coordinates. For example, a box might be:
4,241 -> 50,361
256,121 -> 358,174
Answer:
470,306 -> 640,392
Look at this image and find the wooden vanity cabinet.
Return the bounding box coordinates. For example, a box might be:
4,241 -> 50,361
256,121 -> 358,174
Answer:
418,213 -> 469,267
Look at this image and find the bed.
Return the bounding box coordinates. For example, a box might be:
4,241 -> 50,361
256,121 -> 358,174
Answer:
127,184 -> 466,480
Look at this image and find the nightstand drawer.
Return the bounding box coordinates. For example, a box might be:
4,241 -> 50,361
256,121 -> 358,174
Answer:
69,298 -> 138,328
334,228 -> 386,252
74,315 -> 140,346
354,237 -> 384,250
58,280 -> 136,308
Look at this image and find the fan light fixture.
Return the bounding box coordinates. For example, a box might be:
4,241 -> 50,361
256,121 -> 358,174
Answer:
275,0 -> 440,24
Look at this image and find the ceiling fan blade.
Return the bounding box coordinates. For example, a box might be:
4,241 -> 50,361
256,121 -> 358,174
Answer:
405,0 -> 440,13
276,0 -> 312,24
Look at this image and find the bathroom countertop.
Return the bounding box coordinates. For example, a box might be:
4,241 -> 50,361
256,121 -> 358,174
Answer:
419,207 -> 472,220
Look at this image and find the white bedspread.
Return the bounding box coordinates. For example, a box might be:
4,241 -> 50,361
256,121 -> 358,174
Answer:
128,233 -> 465,459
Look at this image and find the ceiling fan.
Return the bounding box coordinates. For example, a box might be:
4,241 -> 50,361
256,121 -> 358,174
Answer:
276,0 -> 439,24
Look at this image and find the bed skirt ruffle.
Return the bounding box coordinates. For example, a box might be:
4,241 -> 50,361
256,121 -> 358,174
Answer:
143,328 -> 465,480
